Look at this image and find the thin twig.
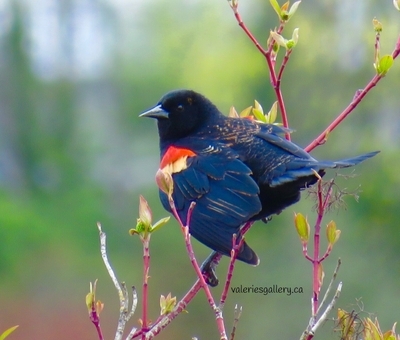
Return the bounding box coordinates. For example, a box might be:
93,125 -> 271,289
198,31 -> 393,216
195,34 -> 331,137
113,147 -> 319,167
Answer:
97,223 -> 134,340
141,280 -> 202,339
125,286 -> 138,340
317,258 -> 341,315
219,234 -> 245,309
141,236 -> 150,337
300,282 -> 343,340
305,34 -> 400,153
88,280 -> 105,340
311,178 -> 323,318
229,3 -> 266,56
229,3 -> 291,140
230,304 -> 243,340
310,282 -> 343,335
169,200 -> 227,340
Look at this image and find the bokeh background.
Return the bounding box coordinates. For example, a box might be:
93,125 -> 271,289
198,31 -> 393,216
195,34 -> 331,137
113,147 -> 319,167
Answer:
0,0 -> 399,339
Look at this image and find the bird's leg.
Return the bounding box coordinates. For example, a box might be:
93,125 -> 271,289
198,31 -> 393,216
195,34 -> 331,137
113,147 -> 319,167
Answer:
261,211 -> 280,224
261,216 -> 273,224
200,251 -> 223,287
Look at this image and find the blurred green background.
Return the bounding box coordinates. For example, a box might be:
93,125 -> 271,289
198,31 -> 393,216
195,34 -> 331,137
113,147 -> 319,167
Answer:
0,0 -> 399,339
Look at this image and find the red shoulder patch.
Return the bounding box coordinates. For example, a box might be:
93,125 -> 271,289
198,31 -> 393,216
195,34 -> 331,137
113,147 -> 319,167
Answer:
244,116 -> 255,121
160,146 -> 196,169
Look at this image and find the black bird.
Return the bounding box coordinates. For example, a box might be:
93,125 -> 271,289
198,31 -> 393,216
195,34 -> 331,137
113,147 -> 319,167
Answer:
140,89 -> 378,265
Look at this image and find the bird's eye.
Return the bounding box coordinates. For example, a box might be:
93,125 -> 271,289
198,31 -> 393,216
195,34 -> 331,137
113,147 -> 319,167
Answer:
176,105 -> 184,112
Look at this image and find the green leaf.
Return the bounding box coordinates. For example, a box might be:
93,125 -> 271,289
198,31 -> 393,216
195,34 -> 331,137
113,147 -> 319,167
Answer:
228,106 -> 239,118
239,106 -> 252,118
326,220 -> 338,245
377,55 -> 394,76
252,101 -> 266,122
363,318 -> 382,340
383,330 -> 396,340
139,195 -> 152,227
0,326 -> 19,340
270,30 -> 287,48
318,262 -> 324,287
288,1 -> 301,18
286,40 -> 295,49
254,100 -> 264,113
294,212 -> 309,243
252,108 -> 267,122
284,28 -> 300,49
155,169 -> 174,198
337,309 -> 357,337
266,101 -> 278,124
160,293 -> 177,315
372,18 -> 383,32
269,0 -> 282,18
151,216 -> 171,233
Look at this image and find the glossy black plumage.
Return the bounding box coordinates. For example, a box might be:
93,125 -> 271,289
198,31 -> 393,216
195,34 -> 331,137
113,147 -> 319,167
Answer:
140,90 -> 378,265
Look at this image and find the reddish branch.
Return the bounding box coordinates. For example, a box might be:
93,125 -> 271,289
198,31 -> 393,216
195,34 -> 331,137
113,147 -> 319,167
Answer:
310,178 -> 331,317
168,200 -> 228,339
230,4 -> 291,140
131,201 -> 253,339
134,280 -> 202,339
305,34 -> 400,152
89,305 -> 104,340
231,1 -> 400,152
141,237 -> 150,337
219,233 -> 245,309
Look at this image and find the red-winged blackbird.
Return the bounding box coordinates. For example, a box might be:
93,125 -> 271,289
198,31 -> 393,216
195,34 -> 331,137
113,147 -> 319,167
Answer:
140,90 -> 378,265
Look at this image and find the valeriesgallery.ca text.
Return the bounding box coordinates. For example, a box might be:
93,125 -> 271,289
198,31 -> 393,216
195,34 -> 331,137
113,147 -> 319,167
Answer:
230,284 -> 304,296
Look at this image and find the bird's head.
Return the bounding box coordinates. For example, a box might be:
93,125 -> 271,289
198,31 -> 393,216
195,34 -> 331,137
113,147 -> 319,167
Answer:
140,90 -> 219,141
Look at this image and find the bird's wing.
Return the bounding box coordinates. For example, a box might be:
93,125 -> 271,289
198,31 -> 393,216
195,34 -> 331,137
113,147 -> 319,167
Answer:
253,125 -> 322,187
254,125 -> 377,187
159,144 -> 261,264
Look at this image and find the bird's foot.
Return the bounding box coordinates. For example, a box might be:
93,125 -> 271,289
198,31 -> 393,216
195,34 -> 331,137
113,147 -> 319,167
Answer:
261,216 -> 273,224
200,251 -> 222,287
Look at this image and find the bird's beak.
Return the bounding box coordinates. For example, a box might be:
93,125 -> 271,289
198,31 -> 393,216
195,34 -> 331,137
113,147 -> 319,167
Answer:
139,104 -> 169,119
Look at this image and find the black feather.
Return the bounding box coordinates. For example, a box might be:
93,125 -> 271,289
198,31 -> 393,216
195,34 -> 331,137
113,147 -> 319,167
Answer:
141,89 -> 379,264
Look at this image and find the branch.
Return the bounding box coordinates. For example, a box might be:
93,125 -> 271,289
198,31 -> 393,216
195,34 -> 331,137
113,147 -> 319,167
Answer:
219,233 -> 245,309
139,280 -> 202,339
305,34 -> 400,153
300,282 -> 343,340
229,304 -> 243,340
97,223 -> 136,340
141,236 -> 150,336
317,258 -> 341,315
168,199 -> 228,340
229,2 -> 291,140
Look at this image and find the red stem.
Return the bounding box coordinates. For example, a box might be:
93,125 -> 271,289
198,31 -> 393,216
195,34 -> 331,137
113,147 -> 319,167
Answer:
312,214 -> 322,318
141,236 -> 150,337
231,6 -> 291,140
134,280 -> 203,339
374,31 -> 380,65
169,200 -> 227,340
219,234 -> 245,308
265,31 -> 291,140
319,245 -> 332,263
276,50 -> 292,87
232,8 -> 266,56
311,178 -> 335,319
90,310 -> 104,340
305,34 -> 400,153
311,179 -> 324,318
302,243 -> 313,262
273,53 -> 291,140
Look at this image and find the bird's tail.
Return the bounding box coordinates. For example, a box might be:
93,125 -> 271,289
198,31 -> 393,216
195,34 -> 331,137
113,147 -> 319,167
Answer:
318,151 -> 380,169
